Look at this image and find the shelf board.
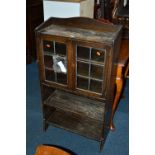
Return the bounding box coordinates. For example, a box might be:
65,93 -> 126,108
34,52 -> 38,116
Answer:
46,108 -> 103,141
44,90 -> 105,140
44,90 -> 105,120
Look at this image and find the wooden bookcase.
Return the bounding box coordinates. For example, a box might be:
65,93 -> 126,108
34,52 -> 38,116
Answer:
35,17 -> 122,150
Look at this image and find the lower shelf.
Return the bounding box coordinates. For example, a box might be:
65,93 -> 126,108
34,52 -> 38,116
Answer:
43,90 -> 105,141
46,108 -> 103,141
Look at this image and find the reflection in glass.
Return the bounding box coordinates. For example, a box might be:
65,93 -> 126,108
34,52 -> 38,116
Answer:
90,80 -> 102,93
77,77 -> 88,90
53,55 -> 67,73
43,40 -> 54,54
91,48 -> 105,62
77,62 -> 89,76
77,46 -> 90,60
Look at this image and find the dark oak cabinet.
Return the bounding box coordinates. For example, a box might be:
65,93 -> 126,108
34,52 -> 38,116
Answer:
35,17 -> 122,150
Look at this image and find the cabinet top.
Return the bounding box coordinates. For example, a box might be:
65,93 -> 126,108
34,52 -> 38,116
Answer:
35,17 -> 122,44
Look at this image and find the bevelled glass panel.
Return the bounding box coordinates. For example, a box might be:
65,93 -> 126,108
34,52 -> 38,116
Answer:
55,42 -> 66,56
90,80 -> 102,93
77,77 -> 88,90
44,55 -> 53,68
77,61 -> 89,77
45,69 -> 55,82
77,46 -> 90,60
91,48 -> 105,62
91,65 -> 103,80
57,73 -> 67,84
43,40 -> 54,54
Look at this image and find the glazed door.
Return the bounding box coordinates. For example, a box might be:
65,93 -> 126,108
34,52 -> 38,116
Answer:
41,37 -> 68,87
75,42 -> 110,98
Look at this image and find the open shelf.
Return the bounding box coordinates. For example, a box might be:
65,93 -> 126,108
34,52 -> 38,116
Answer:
44,90 -> 105,119
46,108 -> 103,140
44,90 -> 105,140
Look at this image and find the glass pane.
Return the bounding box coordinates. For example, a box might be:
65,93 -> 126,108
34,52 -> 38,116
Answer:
57,73 -> 67,84
45,69 -> 55,82
44,55 -> 53,68
77,62 -> 89,77
77,77 -> 88,90
90,80 -> 102,93
53,55 -> 67,73
77,46 -> 90,60
91,65 -> 103,80
43,40 -> 54,54
91,48 -> 105,62
55,42 -> 66,56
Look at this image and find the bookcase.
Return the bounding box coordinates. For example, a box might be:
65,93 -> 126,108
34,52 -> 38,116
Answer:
35,17 -> 122,150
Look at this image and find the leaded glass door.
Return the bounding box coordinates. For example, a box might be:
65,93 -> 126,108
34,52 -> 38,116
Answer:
76,44 -> 106,95
43,40 -> 68,85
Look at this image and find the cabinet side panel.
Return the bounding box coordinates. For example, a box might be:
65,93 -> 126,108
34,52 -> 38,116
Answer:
100,41 -> 120,141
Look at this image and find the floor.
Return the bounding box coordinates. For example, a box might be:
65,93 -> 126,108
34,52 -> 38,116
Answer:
26,62 -> 129,155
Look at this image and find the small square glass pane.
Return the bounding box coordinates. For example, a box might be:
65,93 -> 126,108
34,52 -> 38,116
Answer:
77,46 -> 90,60
43,40 -> 54,54
44,55 -> 53,68
55,42 -> 66,56
57,73 -> 67,84
77,62 -> 89,77
91,65 -> 103,80
53,55 -> 67,73
90,80 -> 102,93
45,69 -> 55,82
91,48 -> 105,63
77,77 -> 88,90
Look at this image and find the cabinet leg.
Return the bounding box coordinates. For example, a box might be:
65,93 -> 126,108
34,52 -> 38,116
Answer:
43,119 -> 49,132
110,66 -> 123,131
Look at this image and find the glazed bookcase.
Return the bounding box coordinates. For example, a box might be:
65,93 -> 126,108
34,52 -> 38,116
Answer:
35,17 -> 122,150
